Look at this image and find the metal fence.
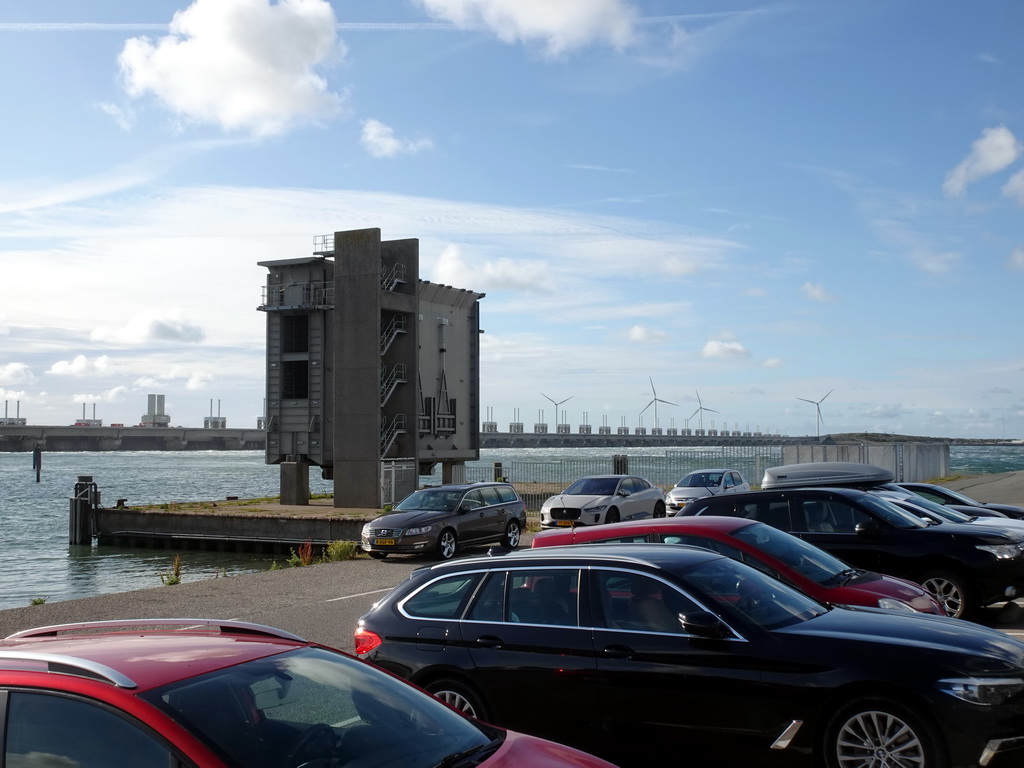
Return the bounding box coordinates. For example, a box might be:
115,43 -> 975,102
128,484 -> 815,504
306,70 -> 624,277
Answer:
464,447 -> 786,511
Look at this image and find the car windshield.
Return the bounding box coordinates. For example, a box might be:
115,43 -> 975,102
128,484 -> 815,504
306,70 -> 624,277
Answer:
394,489 -> 462,512
911,485 -> 979,506
677,473 -> 721,488
730,522 -> 853,585
563,477 -> 619,496
142,647 -> 495,768
893,495 -> 971,523
859,494 -> 930,528
678,556 -> 826,630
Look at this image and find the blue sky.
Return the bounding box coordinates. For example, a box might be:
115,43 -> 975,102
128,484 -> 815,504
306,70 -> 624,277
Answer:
0,0 -> 1022,439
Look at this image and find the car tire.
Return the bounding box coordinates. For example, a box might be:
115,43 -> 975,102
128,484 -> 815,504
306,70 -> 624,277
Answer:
436,528 -> 458,560
653,500 -> 666,519
605,507 -> 620,525
918,569 -> 974,619
502,519 -> 522,549
368,551 -> 388,560
424,678 -> 490,721
823,696 -> 947,768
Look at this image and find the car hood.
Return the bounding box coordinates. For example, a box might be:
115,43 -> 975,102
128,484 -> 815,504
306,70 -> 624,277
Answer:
837,572 -> 942,614
368,510 -> 449,528
780,607 -> 1024,672
668,487 -> 714,500
544,494 -> 612,507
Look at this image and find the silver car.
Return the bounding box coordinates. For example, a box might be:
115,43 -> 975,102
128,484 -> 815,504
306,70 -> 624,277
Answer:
666,468 -> 750,515
361,482 -> 526,560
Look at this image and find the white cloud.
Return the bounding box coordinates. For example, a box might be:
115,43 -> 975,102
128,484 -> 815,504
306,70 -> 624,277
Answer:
48,355 -> 118,378
701,339 -> 749,359
431,243 -> 551,293
1009,246 -> 1024,271
91,310 -> 206,345
942,125 -> 1021,197
864,404 -> 904,419
186,372 -> 213,390
361,119 -> 433,158
761,357 -> 783,368
1003,168 -> 1024,206
118,0 -> 345,136
0,362 -> 34,385
72,386 -> 131,403
628,325 -> 669,343
801,282 -> 836,302
414,0 -> 638,56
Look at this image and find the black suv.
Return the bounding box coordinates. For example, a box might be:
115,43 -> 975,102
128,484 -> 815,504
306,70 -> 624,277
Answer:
354,544 -> 1024,768
361,482 -> 526,560
686,486 -> 1024,619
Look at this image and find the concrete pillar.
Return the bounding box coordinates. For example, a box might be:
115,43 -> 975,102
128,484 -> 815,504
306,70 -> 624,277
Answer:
280,461 -> 310,505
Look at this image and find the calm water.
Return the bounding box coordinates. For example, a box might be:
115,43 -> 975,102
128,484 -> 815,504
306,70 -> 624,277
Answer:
0,445 -> 1022,610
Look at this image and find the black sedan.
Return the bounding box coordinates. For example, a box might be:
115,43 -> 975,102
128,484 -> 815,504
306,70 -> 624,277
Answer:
355,544 -> 1024,768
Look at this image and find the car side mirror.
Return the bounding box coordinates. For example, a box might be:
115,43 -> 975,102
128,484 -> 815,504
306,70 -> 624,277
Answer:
855,519 -> 880,536
680,611 -> 730,639
457,503 -> 471,515
618,489 -> 630,498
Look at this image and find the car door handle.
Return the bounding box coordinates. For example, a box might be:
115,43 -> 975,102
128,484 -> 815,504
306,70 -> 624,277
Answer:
602,644 -> 634,659
474,635 -> 504,649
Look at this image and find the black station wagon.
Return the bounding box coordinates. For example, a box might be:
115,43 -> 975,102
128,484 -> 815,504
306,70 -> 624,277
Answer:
355,544 -> 1024,768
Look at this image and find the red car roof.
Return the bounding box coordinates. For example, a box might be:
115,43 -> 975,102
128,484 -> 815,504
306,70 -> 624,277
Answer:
533,515 -> 754,546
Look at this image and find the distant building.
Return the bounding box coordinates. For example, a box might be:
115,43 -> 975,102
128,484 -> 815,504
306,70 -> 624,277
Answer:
258,227 -> 484,508
141,394 -> 170,427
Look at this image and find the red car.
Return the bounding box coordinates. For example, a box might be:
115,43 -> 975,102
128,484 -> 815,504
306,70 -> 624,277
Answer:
0,618 -> 616,768
532,516 -> 945,615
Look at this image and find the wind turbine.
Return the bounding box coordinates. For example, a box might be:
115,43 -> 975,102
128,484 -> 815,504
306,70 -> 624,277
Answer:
691,390 -> 718,431
540,393 -> 573,426
798,389 -> 833,437
639,377 -> 676,429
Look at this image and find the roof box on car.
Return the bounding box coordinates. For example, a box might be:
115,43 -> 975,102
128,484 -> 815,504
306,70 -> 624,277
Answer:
761,461 -> 893,490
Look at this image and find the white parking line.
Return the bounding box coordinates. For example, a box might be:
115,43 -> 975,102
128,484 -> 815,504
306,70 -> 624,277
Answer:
326,588 -> 393,603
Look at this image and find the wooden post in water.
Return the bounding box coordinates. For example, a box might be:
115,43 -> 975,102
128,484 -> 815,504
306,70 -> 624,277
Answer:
32,446 -> 41,482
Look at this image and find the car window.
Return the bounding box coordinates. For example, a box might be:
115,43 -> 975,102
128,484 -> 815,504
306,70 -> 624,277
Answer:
402,573 -> 482,619
466,571 -> 507,621
506,569 -> 579,626
461,490 -> 487,509
593,571 -> 697,634
733,500 -> 793,530
395,488 -> 461,511
5,692 -> 173,768
495,485 -> 519,503
476,486 -> 503,506
564,477 -> 617,495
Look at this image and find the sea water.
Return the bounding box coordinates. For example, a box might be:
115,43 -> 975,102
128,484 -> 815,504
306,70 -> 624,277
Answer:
0,445 -> 1021,610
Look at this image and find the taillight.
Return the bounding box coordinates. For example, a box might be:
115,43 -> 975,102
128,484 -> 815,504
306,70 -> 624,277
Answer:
353,626 -> 382,655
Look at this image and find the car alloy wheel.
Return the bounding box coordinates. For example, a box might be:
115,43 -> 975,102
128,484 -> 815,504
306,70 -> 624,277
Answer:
425,678 -> 489,721
919,570 -> 972,619
437,528 -> 458,560
653,501 -> 666,518
825,697 -> 946,768
605,507 -> 620,525
502,520 -> 522,548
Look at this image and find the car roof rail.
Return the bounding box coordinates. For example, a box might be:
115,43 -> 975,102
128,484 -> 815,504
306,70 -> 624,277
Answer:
0,650 -> 138,688
5,619 -> 308,644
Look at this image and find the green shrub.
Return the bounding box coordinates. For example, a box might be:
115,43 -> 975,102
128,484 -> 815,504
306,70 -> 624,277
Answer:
325,540 -> 361,561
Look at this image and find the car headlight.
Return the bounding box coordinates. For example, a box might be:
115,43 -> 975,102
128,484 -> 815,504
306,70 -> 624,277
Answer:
977,543 -> 1023,559
938,677 -> 1024,705
405,525 -> 433,536
361,523 -> 372,536
585,504 -> 607,514
876,597 -> 917,612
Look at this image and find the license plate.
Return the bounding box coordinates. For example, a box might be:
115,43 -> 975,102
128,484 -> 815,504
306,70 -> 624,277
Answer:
556,521 -> 574,527
374,538 -> 396,546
